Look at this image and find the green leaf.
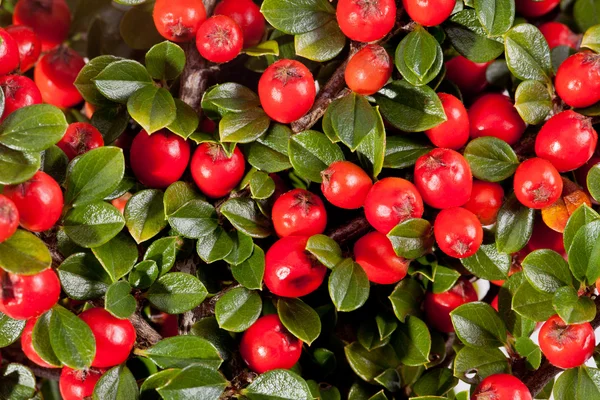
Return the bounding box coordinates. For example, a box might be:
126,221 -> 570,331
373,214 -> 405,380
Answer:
164,181 -> 203,217
391,316 -> 431,366
167,99 -> 200,139
144,236 -> 179,276
140,336 -> 222,369
32,312 -> 61,367
167,199 -> 218,239
215,287 -> 262,332
329,259 -> 370,312
356,107 -> 386,178
278,298 -> 322,345
93,365 -> 139,400
344,343 -> 401,383
514,80 -> 553,125
512,280 -> 555,322
295,19 -> 345,62
460,244 -> 510,281
196,227 -> 234,263
289,130 -> 345,182
376,80 -> 446,132
514,336 -> 542,369
574,0 -> 600,32
0,230 -> 51,275
522,249 -> 573,293
450,302 -> 508,348
453,347 -> 508,383
92,232 -> 138,281
504,24 -> 553,82
244,40 -> 280,57
145,41 -> 186,81
249,171 -> 275,200
387,218 -> 434,260
0,363 -> 36,400
445,10 -> 505,63
0,104 -> 68,152
65,146 -> 125,206
0,144 -> 40,185
247,124 -> 293,173
128,260 -> 159,289
58,253 -> 112,300
231,244 -> 265,290
383,135 -> 432,170
553,286 -> 596,324
147,273 -> 208,314
157,365 -> 228,400
587,164 -> 600,203
245,369 -> 312,400
389,278 -> 425,323
140,369 -> 180,397
63,201 -> 125,248
75,55 -> 121,106
413,368 -> 457,397
124,189 -> 167,243
581,24 -> 600,52
219,107 -> 270,143
223,230 -> 254,265
474,0 -> 514,36
260,0 -> 335,35
42,145 -> 69,184
495,193 -> 534,254
553,366 -> 600,399
201,83 -> 260,119
0,312 -> 25,348
305,234 -> 343,269
569,220 -> 600,284
105,281 -> 137,319
564,204 -> 600,252
463,137 -> 519,182
395,27 -> 444,86
91,105 -> 130,144
127,85 -> 177,134
49,305 -> 96,369
323,93 -> 376,151
94,60 -> 153,103
432,265 -> 461,294
220,198 -> 272,238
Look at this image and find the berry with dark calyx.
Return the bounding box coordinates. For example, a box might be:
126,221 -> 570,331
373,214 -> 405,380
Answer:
190,142 -> 245,198
471,374 -> 532,400
539,315 -> 595,369
0,194 -> 19,243
5,25 -> 41,72
424,279 -> 478,333
258,59 -> 316,124
445,56 -> 490,98
264,236 -> 327,298
34,46 -> 85,108
0,75 -> 42,122
214,0 -> 265,48
434,207 -> 483,259
59,367 -> 105,400
468,93 -> 526,146
153,0 -> 206,43
414,148 -> 473,209
513,158 -> 563,209
79,308 -> 136,368
344,44 -> 393,96
425,93 -> 470,150
354,231 -> 409,284
21,317 -> 58,368
13,0 -> 71,51
535,111 -> 597,172
0,28 -> 20,75
516,0 -> 560,17
364,177 -> 424,234
555,52 -> 600,109
3,171 -> 63,232
402,0 -> 456,27
272,189 -> 327,237
130,129 -> 191,190
464,181 -> 504,225
0,268 -> 61,320
539,22 -> 579,50
196,15 -> 244,64
239,314 -> 302,374
336,0 -> 396,43
57,122 -> 105,160
321,161 -> 373,209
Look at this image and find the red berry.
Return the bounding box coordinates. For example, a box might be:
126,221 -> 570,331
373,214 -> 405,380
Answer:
0,194 -> 19,243
0,75 -> 42,122
527,217 -> 565,255
344,44 -> 393,96
445,56 -> 490,98
321,161 -> 373,209
425,93 -> 470,150
0,268 -> 61,320
539,22 -> 579,50
434,207 -> 483,259
424,279 -> 478,333
271,189 -> 327,237
190,142 -> 245,198
79,308 -> 136,368
34,46 -> 85,108
196,15 -> 244,64
264,236 -> 327,298
110,192 -> 132,215
336,0 -> 396,42
239,314 -> 302,374
3,171 -> 63,232
258,59 -> 316,124
5,25 -> 41,72
153,0 -> 207,43
354,231 -> 409,284
402,0 -> 456,27
414,148 -> 473,209
464,181 -> 504,225
513,158 -> 563,209
539,315 -> 595,369
214,0 -> 265,48
59,367 -> 105,400
491,295 -> 499,311
471,374 -> 532,400
535,111 -> 597,172
21,317 -> 58,368
364,177 -> 424,234
468,93 -> 526,146
0,28 -> 20,75
130,129 -> 191,189
57,122 -> 105,161
13,0 -> 71,51
555,52 -> 600,109
516,0 -> 560,17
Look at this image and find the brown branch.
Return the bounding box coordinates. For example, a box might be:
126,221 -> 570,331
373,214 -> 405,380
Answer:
130,311 -> 163,348
2,347 -> 61,381
327,215 -> 371,247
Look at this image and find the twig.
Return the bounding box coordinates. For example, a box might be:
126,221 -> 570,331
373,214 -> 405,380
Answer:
327,215 -> 371,246
130,311 -> 163,348
1,347 -> 61,381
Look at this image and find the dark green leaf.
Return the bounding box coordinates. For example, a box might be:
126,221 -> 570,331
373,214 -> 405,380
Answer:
157,365 -> 228,400
432,265 -> 461,294
391,316 -> 431,366
0,104 -> 68,152
0,312 -> 25,348
553,366 -> 600,399
569,220 -> 600,284
356,107 -> 386,178
389,278 -> 425,323
495,193 -> 534,254
164,181 -> 203,217
395,27 -> 444,86
250,171 -> 275,200
223,230 -> 254,265
128,260 -> 159,289
201,83 -> 260,119
75,55 -> 121,106
323,93 -> 376,151
278,298 -> 322,345
244,40 -> 280,57
93,365 -> 139,400
144,236 -> 179,276
120,2 -> 165,49
344,343 -> 401,383
514,80 -> 553,125
220,198 -> 272,238
247,124 -> 293,173
587,164 -> 600,204
522,249 -> 573,293
127,86 -> 177,134
91,105 -> 130,144
450,302 -> 507,348
413,368 -> 457,397
231,244 -> 265,290
49,305 -> 96,369
125,189 -> 167,243
32,312 -> 61,367
460,244 -> 510,281
167,199 -> 218,239
92,232 -> 138,281
140,336 -> 222,369
289,130 -> 345,182
305,234 -> 343,269
196,227 -> 234,263
219,107 -> 270,143
445,10 -> 505,63
41,145 -> 69,184
329,259 -> 370,312
105,281 -> 137,319
464,137 -> 519,182
94,60 -> 153,103
295,19 -> 346,62
0,144 -> 40,185
260,0 -> 335,35
474,0 -> 514,36
504,24 -> 552,82
146,41 -> 186,81
453,347 -> 508,383
387,218 -> 434,259
0,363 -> 36,400
167,99 -> 199,139
512,280 -> 555,322
147,273 -> 208,314
0,230 -> 51,275
383,135 -> 432,170
58,253 -> 112,300
514,336 -> 541,369
564,204 -> 600,252
553,286 -> 596,324
215,287 -> 262,332
574,0 -> 600,32
63,201 -> 125,248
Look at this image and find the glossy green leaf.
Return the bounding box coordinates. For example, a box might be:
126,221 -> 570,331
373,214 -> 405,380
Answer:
395,27 -> 444,86
464,137 -> 519,182
0,104 -> 68,152
323,93 -> 377,151
474,0 -> 514,36
32,312 -> 61,367
514,336 -> 541,370
344,343 -> 401,383
260,0 -> 335,35
305,234 -> 343,269
586,164 -> 600,204
124,189 -> 167,243
42,145 -> 69,184
495,193 -> 534,254
0,144 -> 40,185
105,281 -> 137,319
91,105 -> 130,144
74,55 -> 122,106
383,135 -> 432,169
58,253 -> 112,300
581,24 -> 600,52
574,0 -> 600,32
553,286 -> 596,324
0,230 -> 51,275
445,10 -> 505,63
244,40 -> 280,57
389,278 -> 425,323
512,280 -> 555,322
387,218 -> 434,259
515,80 -> 553,125
94,60 -> 153,103
289,130 -> 345,182
49,305 -> 96,369
249,171 -> 275,199
451,302 -> 507,348
295,19 -> 345,62
93,365 -> 139,400
127,85 -> 177,134
168,99 -> 200,139
553,366 -> 600,399
128,260 -> 159,289
453,347 -> 509,383
220,107 -> 270,143
391,316 -> 431,366
157,365 -> 228,400
147,273 -> 208,314
522,249 -> 573,293
432,265 -> 461,294
0,363 -> 36,400
215,287 -> 262,332
63,201 -> 125,248
167,199 -> 218,239
0,312 -> 25,348
568,220 -> 600,284
413,368 -> 457,397
140,336 -> 222,369
460,244 -> 511,281
564,204 -> 600,252
355,106 -> 386,179
144,236 -> 179,276
278,298 -> 322,345
329,259 -> 370,312
164,181 -> 203,216
504,24 -> 553,82
231,244 -> 265,290
220,198 -> 272,238
223,230 -> 254,265
247,124 -> 293,173
201,83 -> 260,119
145,41 -> 185,81
196,227 -> 234,263
92,232 -> 138,281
